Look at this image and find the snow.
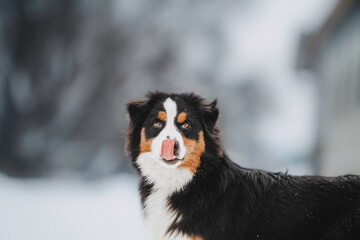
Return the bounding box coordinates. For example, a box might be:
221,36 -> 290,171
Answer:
0,174 -> 148,240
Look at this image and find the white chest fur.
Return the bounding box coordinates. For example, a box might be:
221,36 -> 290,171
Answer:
144,188 -> 190,240
137,152 -> 194,240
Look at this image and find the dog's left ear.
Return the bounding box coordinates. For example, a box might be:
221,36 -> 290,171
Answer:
200,99 -> 219,134
127,99 -> 148,126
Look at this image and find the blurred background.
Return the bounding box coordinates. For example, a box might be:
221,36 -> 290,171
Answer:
0,0 -> 359,239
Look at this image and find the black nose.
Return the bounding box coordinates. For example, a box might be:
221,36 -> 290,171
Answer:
173,140 -> 180,156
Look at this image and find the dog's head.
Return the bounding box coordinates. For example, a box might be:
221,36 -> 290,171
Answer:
126,92 -> 221,178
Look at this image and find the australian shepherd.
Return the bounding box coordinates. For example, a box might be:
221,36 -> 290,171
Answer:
126,92 -> 360,240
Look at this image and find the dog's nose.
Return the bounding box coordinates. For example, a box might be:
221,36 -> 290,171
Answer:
173,140 -> 180,156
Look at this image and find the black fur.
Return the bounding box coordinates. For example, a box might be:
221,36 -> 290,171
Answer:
126,92 -> 360,240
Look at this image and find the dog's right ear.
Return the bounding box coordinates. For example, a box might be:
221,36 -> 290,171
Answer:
127,99 -> 148,126
198,98 -> 219,134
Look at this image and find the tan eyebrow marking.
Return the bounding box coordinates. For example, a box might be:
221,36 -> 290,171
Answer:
157,111 -> 167,121
177,112 -> 187,123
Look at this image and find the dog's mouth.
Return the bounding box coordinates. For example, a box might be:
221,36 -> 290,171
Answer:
161,157 -> 182,165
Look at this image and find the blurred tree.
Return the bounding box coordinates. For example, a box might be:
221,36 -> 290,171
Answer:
0,0 -> 246,178
0,0 -> 80,176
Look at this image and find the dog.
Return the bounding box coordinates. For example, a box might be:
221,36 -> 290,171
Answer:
126,92 -> 360,240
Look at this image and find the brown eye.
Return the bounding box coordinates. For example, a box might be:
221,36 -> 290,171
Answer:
180,122 -> 190,130
153,121 -> 163,129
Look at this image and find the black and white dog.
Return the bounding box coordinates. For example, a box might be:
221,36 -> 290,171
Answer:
126,92 -> 360,240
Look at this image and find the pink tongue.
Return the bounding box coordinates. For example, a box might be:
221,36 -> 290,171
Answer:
161,139 -> 175,161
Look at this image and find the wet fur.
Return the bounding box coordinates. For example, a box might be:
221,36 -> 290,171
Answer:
127,92 -> 360,240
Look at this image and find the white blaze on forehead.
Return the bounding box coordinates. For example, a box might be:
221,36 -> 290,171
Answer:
163,98 -> 177,124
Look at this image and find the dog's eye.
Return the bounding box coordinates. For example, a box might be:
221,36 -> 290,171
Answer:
153,121 -> 163,129
180,122 -> 190,130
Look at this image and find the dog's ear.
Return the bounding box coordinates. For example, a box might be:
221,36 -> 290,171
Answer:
127,99 -> 148,126
127,92 -> 166,126
126,98 -> 149,161
200,99 -> 219,134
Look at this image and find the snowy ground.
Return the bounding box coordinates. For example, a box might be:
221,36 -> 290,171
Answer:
0,174 -> 148,240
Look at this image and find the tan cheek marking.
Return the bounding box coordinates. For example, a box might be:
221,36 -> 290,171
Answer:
179,130 -> 205,174
157,111 -> 167,121
177,112 -> 187,123
139,128 -> 153,154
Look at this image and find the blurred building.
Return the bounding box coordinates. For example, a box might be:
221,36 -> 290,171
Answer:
297,0 -> 360,175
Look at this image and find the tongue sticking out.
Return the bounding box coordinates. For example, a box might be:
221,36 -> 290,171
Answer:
161,139 -> 176,161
